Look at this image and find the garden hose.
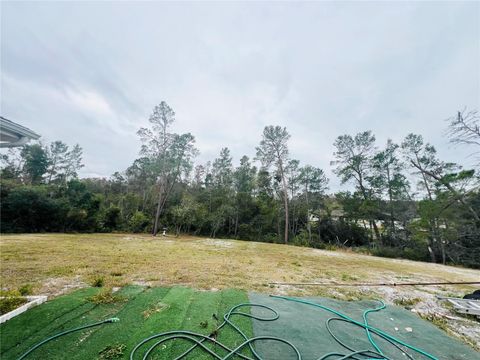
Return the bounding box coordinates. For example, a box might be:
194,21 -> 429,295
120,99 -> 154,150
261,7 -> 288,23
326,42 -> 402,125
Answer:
271,295 -> 439,360
16,298 -> 441,360
129,303 -> 302,360
17,317 -> 119,360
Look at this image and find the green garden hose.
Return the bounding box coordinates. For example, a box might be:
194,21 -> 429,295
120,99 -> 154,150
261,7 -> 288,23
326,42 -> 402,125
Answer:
16,297 -> 441,360
17,317 -> 119,360
271,295 -> 439,360
129,303 -> 302,360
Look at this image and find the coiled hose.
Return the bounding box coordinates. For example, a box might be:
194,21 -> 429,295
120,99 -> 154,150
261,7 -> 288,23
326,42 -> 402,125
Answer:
271,295 -> 439,360
17,298 -> 440,360
129,303 -> 301,360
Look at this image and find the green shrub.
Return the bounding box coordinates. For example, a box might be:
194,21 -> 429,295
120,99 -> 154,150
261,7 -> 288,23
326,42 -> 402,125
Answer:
18,284 -> 34,296
128,211 -> 150,233
0,185 -> 67,232
0,291 -> 27,315
101,206 -> 122,231
92,276 -> 105,287
371,247 -> 399,259
293,230 -> 310,247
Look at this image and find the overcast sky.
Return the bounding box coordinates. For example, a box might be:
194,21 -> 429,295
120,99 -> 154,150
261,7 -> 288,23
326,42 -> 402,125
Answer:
1,1 -> 479,190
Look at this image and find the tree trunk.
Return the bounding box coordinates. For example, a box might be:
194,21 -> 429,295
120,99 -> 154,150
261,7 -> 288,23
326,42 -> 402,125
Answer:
440,240 -> 446,265
427,244 -> 436,263
372,221 -> 381,242
305,184 -> 311,243
234,211 -> 239,238
277,212 -> 281,243
152,182 -> 164,236
386,166 -> 395,234
153,196 -> 162,236
141,189 -> 147,212
357,178 -> 381,241
279,165 -> 289,244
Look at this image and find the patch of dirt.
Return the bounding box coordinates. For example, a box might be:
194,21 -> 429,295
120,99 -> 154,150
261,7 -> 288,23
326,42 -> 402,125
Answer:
268,273 -> 480,350
131,280 -> 152,287
201,239 -> 235,248
361,284 -> 480,351
38,276 -> 87,298
310,249 -> 352,258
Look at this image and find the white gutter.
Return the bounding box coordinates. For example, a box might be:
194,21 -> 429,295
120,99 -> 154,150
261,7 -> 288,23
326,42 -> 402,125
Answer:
0,116 -> 40,148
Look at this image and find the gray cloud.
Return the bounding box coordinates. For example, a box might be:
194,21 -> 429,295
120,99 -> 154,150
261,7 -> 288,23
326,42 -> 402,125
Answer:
1,1 -> 479,191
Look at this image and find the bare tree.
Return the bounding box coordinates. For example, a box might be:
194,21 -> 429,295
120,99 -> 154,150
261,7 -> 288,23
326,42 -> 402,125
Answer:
446,109 -> 480,166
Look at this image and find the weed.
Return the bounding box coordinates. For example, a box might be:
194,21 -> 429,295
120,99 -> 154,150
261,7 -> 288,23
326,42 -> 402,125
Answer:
393,297 -> 421,307
88,290 -> 124,304
92,276 -> 105,288
18,284 -> 34,296
0,290 -> 27,315
200,320 -> 208,328
142,301 -> 169,318
98,343 -> 126,359
341,273 -> 358,281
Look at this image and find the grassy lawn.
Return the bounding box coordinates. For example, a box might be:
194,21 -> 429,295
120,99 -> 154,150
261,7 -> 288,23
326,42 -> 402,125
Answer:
1,233 -> 479,351
1,233 -> 478,296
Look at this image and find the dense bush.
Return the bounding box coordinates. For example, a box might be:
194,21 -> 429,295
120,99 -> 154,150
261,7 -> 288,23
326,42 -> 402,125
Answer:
128,211 -> 150,233
101,206 -> 121,231
1,184 -> 67,232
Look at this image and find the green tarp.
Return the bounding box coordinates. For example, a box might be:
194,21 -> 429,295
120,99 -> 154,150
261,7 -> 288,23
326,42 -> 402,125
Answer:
1,287 -> 478,359
248,293 -> 479,360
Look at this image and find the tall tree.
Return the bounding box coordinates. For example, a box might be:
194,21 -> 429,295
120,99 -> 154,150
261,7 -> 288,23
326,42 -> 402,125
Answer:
46,141 -> 69,183
20,144 -> 49,184
298,165 -> 329,242
401,133 -> 444,262
137,102 -> 198,236
402,134 -> 479,221
332,131 -> 381,240
285,159 -> 301,236
233,156 -> 257,237
0,148 -> 23,180
370,140 -> 410,236
212,147 -> 233,188
401,133 -> 480,263
126,157 -> 156,211
208,147 -> 234,236
64,144 -> 84,181
256,125 -> 291,243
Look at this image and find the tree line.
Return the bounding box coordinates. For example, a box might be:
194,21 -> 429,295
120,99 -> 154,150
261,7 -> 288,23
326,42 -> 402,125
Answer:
1,104 -> 479,268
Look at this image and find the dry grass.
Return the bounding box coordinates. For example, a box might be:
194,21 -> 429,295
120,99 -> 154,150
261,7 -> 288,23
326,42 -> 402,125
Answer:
1,233 -> 478,296
1,233 -> 480,349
